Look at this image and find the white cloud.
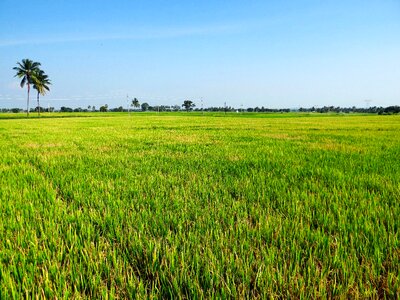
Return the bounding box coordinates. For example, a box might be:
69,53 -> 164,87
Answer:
0,23 -> 245,47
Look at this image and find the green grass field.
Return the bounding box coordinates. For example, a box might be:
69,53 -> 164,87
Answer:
0,113 -> 399,298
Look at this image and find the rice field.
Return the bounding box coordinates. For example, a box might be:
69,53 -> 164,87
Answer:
0,113 -> 399,298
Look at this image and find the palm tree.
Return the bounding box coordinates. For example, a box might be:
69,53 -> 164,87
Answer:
13,59 -> 41,117
32,70 -> 51,117
131,98 -> 140,111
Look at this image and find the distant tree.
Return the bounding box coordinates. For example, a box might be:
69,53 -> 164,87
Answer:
32,69 -> 51,117
182,100 -> 195,112
100,104 -> 108,112
384,106 -> 400,114
60,106 -> 73,112
34,106 -> 45,112
11,108 -> 22,113
88,105 -> 91,111
172,105 -> 180,112
13,59 -> 41,117
131,98 -> 140,110
141,102 -> 150,111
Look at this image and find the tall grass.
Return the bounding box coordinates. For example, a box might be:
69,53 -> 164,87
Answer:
0,113 -> 399,298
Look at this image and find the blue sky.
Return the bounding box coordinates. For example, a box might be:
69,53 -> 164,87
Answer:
0,0 -> 399,109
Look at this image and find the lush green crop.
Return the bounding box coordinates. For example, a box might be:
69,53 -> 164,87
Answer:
0,113 -> 399,298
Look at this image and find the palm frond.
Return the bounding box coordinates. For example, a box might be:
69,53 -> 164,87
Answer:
20,76 -> 27,88
13,68 -> 25,77
32,69 -> 51,96
31,61 -> 41,68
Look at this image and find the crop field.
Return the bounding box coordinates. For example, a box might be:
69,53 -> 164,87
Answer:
0,113 -> 399,298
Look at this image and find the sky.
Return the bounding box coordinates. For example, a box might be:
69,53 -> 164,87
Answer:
0,0 -> 399,109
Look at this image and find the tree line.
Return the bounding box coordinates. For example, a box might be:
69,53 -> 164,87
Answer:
3,104 -> 398,115
298,106 -> 400,115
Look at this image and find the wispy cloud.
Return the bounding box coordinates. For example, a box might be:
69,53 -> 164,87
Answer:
0,23 -> 247,47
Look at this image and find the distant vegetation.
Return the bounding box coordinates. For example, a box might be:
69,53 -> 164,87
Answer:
298,105 -> 400,115
182,99 -> 196,112
1,105 -> 399,114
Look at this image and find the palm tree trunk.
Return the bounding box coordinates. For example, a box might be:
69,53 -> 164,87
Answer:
37,92 -> 40,117
27,82 -> 30,117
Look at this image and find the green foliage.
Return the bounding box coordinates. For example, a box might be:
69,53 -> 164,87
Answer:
141,102 -> 150,111
131,98 -> 140,109
182,100 -> 195,112
0,114 -> 399,298
13,59 -> 41,88
99,104 -> 108,112
32,70 -> 51,96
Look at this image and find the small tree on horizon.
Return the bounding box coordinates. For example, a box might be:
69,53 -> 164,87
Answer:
141,102 -> 149,111
182,100 -> 195,112
131,98 -> 140,111
100,104 -> 108,112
